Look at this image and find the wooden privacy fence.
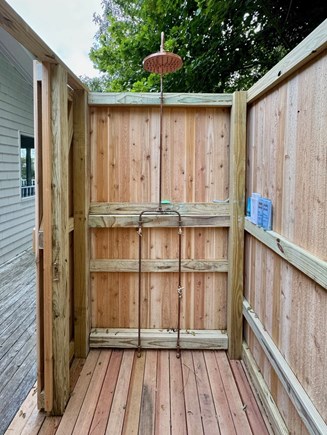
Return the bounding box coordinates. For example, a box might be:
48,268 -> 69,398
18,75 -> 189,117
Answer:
33,82 -> 246,414
2,2 -> 326,431
243,21 -> 327,435
88,94 -> 246,357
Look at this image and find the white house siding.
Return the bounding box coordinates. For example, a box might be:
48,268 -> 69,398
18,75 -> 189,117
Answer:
0,50 -> 34,264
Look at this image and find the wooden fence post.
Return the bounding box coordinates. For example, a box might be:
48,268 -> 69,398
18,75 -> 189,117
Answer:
227,91 -> 247,359
73,89 -> 90,357
50,63 -> 70,414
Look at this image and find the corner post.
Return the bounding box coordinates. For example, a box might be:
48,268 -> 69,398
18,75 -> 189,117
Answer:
227,91 -> 247,359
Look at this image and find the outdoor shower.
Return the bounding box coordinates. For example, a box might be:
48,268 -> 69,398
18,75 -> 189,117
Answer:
137,33 -> 184,358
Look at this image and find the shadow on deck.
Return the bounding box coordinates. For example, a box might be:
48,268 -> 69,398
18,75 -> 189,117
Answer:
0,249 -> 36,434
6,349 -> 271,434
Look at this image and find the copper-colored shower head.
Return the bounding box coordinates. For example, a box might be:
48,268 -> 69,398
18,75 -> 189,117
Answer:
143,32 -> 183,75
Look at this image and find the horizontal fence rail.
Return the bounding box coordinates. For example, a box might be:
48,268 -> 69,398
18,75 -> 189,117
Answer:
245,219 -> 327,290
243,299 -> 327,435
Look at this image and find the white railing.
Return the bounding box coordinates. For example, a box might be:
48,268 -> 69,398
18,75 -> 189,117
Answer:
21,179 -> 35,198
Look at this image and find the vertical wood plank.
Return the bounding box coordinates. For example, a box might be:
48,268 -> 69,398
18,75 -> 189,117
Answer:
227,91 -> 247,359
50,63 -> 70,414
89,106 -> 230,331
73,89 -> 90,357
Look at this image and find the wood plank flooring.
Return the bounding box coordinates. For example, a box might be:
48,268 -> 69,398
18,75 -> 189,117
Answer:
0,249 -> 36,435
7,349 -> 271,434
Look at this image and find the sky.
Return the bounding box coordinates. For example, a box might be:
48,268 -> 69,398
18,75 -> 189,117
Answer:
6,0 -> 103,78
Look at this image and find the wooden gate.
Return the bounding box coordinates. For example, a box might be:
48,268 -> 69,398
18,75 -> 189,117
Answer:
88,93 -> 246,356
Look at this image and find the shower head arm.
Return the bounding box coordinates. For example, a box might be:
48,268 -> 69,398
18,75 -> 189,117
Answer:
160,31 -> 164,52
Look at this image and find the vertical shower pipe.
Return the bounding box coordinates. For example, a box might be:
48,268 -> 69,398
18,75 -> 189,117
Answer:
137,33 -> 184,357
158,73 -> 163,211
137,210 -> 183,357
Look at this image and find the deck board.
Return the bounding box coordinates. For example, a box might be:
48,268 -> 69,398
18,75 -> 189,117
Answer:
155,351 -> 170,435
230,360 -> 271,435
90,350 -> 123,434
0,249 -> 36,435
193,350 -> 221,434
181,351 -> 204,435
215,351 -> 252,434
121,352 -> 144,435
204,351 -> 237,435
6,349 -> 270,435
72,351 -> 111,434
170,351 -> 187,435
56,350 -> 100,435
105,350 -> 134,435
139,350 -> 158,435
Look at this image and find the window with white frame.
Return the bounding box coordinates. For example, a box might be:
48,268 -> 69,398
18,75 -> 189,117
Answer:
20,134 -> 35,198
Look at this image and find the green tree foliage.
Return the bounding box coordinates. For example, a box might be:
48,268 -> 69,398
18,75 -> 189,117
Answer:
79,74 -> 109,92
88,0 -> 326,93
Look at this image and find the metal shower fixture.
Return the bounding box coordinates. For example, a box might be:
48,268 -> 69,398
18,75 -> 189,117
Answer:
143,32 -> 183,75
137,33 -> 184,359
143,32 -> 183,211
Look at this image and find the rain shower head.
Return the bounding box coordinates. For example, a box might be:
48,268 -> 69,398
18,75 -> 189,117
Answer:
143,32 -> 183,75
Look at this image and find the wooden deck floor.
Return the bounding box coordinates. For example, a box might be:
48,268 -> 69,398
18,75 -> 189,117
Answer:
0,249 -> 36,435
7,349 -> 271,434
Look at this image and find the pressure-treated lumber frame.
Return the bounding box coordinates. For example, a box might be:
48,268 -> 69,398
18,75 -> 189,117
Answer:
0,0 -> 87,91
34,62 -> 44,410
89,214 -> 229,228
35,61 -> 81,414
245,219 -> 327,290
89,92 -> 233,106
227,91 -> 247,359
90,259 -> 228,273
73,90 -> 90,357
242,343 -> 289,435
247,19 -> 327,102
88,96 -> 245,353
37,62 -> 53,412
50,63 -> 70,415
243,21 -> 327,434
89,202 -> 230,228
243,299 -> 327,435
90,328 -> 228,350
89,202 -> 230,215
